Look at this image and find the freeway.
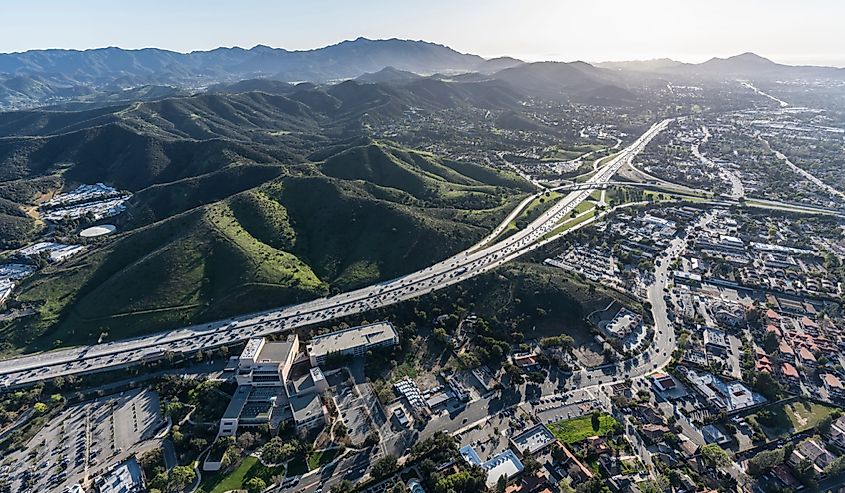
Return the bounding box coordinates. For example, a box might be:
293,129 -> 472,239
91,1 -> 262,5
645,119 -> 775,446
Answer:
0,119 -> 672,389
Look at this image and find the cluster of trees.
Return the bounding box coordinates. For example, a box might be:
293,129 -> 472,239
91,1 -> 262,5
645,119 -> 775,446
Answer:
431,467 -> 488,493
261,436 -> 300,464
0,384 -> 50,427
138,448 -> 166,482
540,334 -> 574,349
747,446 -> 787,477
699,443 -> 731,469
147,465 -> 196,493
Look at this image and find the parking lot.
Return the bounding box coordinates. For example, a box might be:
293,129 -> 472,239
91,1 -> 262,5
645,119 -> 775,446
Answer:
4,388 -> 164,493
332,378 -> 374,447
456,414 -> 514,462
524,388 -> 602,425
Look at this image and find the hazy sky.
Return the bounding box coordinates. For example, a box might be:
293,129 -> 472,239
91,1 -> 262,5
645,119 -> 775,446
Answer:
2,0 -> 844,66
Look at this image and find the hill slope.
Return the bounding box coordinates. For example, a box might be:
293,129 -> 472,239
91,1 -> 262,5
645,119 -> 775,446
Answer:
0,86 -> 532,352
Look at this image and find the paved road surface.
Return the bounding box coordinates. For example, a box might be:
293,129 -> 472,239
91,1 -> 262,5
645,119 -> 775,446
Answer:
0,120 -> 672,389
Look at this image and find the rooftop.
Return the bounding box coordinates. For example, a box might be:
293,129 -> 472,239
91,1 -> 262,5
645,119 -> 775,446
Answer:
98,457 -> 143,493
822,373 -> 843,390
257,339 -> 296,363
307,321 -> 397,358
482,449 -> 525,487
222,385 -> 252,420
511,424 -> 556,455
290,391 -> 323,424
240,338 -> 264,361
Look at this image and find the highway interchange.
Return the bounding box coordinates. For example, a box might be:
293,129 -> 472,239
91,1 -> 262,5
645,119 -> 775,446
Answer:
0,118 -> 672,390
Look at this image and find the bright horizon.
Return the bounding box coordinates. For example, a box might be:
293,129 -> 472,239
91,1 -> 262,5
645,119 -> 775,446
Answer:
2,0 -> 844,68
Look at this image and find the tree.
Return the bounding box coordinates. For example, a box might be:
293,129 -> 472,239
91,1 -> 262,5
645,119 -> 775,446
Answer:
551,443 -> 566,463
817,411 -> 840,436
522,454 -> 541,474
33,402 -> 48,414
699,444 -> 730,469
331,480 -> 355,493
496,475 -> 508,493
372,454 -> 398,479
168,465 -> 196,492
139,448 -> 166,478
237,431 -> 256,451
639,475 -> 669,493
591,411 -> 601,432
262,437 -> 296,464
752,371 -> 782,400
762,331 -> 779,354
364,431 -> 380,448
245,477 -> 266,493
794,457 -> 817,489
823,453 -> 845,476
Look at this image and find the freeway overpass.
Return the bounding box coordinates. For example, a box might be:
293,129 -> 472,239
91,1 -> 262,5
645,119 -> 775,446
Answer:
549,180 -> 666,192
0,119 -> 672,389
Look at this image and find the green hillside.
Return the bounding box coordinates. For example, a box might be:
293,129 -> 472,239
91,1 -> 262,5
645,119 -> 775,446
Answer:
0,86 -> 533,353
0,155 -> 528,352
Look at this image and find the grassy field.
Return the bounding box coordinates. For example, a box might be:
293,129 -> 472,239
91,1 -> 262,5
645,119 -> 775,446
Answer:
307,448 -> 343,470
749,400 -> 838,439
489,191 -> 562,245
197,456 -> 286,493
595,151 -> 621,169
285,457 -> 308,477
543,208 -> 596,240
549,413 -> 617,444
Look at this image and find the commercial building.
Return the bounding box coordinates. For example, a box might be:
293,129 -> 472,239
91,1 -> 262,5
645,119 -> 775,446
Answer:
221,333 -> 319,436
460,445 -> 525,488
95,458 -> 144,493
236,335 -> 299,387
219,321 -> 398,437
511,424 -> 556,456
219,385 -> 285,436
290,391 -> 327,431
682,368 -> 766,412
599,307 -> 642,339
307,321 -> 398,365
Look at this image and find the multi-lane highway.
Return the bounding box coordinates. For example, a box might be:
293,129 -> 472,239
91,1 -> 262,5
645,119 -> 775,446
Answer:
0,119 -> 672,389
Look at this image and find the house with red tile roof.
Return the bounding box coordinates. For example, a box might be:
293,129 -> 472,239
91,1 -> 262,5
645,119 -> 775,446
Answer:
822,373 -> 845,400
798,347 -> 817,368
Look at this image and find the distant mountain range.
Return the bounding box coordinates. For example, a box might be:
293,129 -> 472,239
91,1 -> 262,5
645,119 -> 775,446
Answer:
1,38 -> 844,110
597,52 -> 845,79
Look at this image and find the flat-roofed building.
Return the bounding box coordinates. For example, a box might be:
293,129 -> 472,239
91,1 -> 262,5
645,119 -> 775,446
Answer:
96,457 -> 144,493
236,334 -> 299,387
599,307 -> 642,339
511,424 -> 556,456
290,392 -> 326,431
218,385 -> 286,436
307,321 -> 398,366
459,445 -> 525,488
703,328 -> 728,356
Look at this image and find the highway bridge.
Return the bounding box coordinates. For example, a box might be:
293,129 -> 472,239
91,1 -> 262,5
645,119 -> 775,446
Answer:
0,119 -> 673,389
